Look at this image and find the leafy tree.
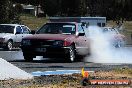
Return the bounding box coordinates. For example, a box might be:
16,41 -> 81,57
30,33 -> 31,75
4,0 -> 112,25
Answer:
0,0 -> 20,23
109,0 -> 131,22
11,0 -> 28,4
14,3 -> 23,14
60,0 -> 81,16
10,0 -> 132,21
0,0 -> 9,23
40,0 -> 60,16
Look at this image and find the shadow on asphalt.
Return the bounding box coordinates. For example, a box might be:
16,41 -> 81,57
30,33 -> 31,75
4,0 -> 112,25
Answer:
9,56 -> 85,63
9,58 -> 83,63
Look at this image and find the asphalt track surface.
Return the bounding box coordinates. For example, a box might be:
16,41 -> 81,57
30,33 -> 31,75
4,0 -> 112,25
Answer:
0,47 -> 132,73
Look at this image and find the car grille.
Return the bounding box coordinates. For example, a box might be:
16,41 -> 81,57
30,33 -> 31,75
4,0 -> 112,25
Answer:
31,40 -> 55,46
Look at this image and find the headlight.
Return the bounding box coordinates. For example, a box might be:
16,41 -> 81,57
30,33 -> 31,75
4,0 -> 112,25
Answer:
22,40 -> 31,45
0,38 -> 5,42
53,40 -> 63,46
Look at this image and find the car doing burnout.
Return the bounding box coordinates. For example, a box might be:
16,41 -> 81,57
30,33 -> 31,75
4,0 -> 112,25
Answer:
0,24 -> 31,50
102,27 -> 125,48
21,22 -> 90,62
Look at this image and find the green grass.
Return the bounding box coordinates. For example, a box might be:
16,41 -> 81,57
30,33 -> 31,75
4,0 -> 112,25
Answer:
113,68 -> 132,75
20,14 -> 48,30
107,20 -> 132,31
124,21 -> 132,31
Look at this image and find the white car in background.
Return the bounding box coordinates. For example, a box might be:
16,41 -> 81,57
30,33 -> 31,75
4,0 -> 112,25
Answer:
0,24 -> 31,50
102,27 -> 125,48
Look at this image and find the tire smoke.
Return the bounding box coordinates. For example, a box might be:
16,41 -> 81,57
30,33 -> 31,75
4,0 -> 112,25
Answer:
84,26 -> 132,63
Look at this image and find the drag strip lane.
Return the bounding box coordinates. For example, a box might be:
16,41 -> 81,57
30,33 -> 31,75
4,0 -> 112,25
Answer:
0,47 -> 131,73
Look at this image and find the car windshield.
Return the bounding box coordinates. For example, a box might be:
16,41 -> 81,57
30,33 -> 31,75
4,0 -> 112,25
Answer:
36,23 -> 76,34
0,25 -> 14,33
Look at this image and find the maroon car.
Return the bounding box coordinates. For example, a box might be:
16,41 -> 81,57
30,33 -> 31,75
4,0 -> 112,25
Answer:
21,22 -> 90,62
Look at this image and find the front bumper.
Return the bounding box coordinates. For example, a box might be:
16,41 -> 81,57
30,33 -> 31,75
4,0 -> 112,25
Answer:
21,46 -> 71,58
0,42 -> 6,48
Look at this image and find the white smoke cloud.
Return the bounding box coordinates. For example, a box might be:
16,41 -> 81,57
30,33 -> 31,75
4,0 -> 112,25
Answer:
84,26 -> 132,63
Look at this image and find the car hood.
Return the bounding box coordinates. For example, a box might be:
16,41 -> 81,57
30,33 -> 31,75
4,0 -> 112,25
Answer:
0,33 -> 13,38
23,34 -> 75,41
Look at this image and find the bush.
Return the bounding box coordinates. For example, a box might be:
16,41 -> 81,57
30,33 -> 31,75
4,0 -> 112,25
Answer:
14,3 -> 23,14
0,0 -> 21,24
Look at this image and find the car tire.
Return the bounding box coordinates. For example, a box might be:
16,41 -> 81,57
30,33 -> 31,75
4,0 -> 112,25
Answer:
66,45 -> 76,62
115,41 -> 124,48
5,40 -> 13,50
23,54 -> 33,62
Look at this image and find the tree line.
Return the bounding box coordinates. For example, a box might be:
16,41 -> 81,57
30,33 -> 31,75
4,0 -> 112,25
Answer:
0,0 -> 132,23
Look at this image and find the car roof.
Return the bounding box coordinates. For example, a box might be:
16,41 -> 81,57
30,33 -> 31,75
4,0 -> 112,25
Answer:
47,22 -> 78,24
0,24 -> 24,26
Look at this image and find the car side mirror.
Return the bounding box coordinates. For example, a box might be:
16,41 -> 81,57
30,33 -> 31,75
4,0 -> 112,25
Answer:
78,33 -> 85,36
31,30 -> 35,34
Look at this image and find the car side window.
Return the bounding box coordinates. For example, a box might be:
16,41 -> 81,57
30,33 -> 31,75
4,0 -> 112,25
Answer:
36,24 -> 49,34
62,25 -> 75,34
78,24 -> 84,33
97,23 -> 101,27
22,26 -> 30,34
16,26 -> 22,34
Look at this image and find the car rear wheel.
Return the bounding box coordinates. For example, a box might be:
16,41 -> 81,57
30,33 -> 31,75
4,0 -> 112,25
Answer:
23,54 -> 33,62
66,45 -> 76,62
115,40 -> 124,48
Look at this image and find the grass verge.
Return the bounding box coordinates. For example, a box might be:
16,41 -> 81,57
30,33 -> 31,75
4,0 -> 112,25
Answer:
20,14 -> 48,30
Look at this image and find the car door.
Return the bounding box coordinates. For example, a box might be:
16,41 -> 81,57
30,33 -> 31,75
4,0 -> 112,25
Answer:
21,26 -> 31,38
15,26 -> 23,44
75,24 -> 90,55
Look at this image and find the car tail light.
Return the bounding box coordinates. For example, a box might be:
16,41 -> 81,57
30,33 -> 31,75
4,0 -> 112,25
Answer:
64,41 -> 71,46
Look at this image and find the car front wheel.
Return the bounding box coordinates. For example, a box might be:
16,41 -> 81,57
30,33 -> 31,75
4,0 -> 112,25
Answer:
23,54 -> 33,62
5,40 -> 13,50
